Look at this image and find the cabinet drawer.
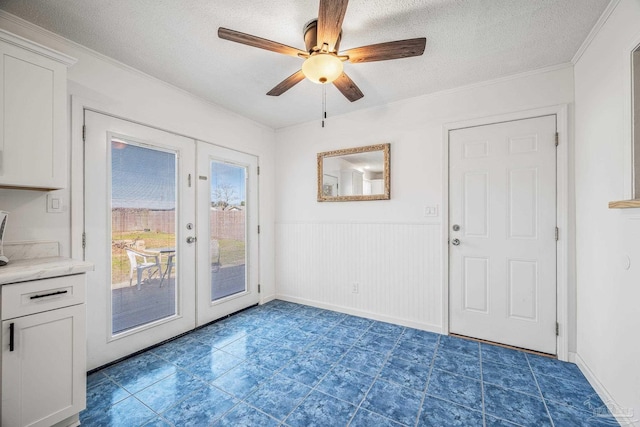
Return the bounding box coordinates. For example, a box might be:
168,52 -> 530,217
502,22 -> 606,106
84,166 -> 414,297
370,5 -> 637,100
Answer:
1,274 -> 85,320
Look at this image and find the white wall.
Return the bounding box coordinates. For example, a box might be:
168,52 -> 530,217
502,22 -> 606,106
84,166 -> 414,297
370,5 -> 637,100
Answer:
275,66 -> 574,333
0,12 -> 277,300
574,0 -> 640,420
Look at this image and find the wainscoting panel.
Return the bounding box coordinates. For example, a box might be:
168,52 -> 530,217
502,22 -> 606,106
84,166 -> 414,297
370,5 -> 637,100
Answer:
275,222 -> 442,330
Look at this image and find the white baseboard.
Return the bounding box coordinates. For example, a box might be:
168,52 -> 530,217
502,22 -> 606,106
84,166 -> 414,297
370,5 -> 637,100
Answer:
573,352 -> 639,426
274,293 -> 443,334
260,293 -> 277,304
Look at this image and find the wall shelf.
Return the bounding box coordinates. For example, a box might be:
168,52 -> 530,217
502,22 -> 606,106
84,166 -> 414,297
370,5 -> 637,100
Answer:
608,199 -> 640,208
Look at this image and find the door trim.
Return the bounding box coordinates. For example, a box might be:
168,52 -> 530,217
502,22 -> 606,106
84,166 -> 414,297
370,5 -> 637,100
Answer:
70,96 -> 264,367
442,104 -> 570,361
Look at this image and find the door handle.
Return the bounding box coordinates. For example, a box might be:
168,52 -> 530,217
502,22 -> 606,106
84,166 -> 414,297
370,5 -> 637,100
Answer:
186,236 -> 197,244
451,238 -> 461,246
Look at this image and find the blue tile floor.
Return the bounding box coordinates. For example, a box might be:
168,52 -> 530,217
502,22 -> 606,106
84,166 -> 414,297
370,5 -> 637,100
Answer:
81,300 -> 618,426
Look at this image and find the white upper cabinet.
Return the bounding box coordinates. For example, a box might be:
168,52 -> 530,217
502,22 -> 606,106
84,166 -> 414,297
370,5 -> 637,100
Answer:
0,29 -> 76,190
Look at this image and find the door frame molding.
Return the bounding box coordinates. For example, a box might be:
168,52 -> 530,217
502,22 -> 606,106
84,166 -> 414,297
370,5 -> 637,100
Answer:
441,104 -> 570,361
70,96 -> 262,261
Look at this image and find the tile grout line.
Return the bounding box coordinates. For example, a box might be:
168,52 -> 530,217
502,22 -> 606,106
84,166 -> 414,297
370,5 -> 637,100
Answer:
280,315 -> 375,426
479,343 -> 487,427
227,308 -> 363,426
412,334 -> 441,427
216,306 -> 320,425
188,307 -> 303,426
526,352 -> 556,427
91,306 -> 390,425
345,326 -> 405,427
83,302 -> 598,427
154,308 -> 295,425
266,324 -> 345,425
220,309 -> 362,425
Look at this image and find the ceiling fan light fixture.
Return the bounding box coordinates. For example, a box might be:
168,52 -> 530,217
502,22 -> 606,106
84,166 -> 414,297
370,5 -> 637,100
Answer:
302,53 -> 343,84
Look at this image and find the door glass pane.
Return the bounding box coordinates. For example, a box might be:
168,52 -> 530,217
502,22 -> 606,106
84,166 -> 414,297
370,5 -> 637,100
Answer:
111,138 -> 178,334
210,161 -> 247,301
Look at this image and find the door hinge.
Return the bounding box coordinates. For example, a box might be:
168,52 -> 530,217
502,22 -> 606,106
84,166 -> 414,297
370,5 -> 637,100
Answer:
82,232 -> 86,249
188,174 -> 192,187
257,166 -> 260,175
82,125 -> 86,142
555,132 -> 559,147
257,225 -> 260,234
556,322 -> 559,336
258,284 -> 261,293
555,227 -> 559,241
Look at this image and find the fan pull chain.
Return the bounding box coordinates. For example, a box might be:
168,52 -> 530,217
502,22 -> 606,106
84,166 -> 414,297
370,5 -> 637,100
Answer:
322,84 -> 327,128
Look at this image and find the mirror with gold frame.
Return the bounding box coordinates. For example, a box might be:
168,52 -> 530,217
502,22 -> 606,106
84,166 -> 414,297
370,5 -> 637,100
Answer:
317,143 -> 390,202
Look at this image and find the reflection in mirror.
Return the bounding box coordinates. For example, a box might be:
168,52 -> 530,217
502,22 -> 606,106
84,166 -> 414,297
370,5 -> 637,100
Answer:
317,143 -> 390,202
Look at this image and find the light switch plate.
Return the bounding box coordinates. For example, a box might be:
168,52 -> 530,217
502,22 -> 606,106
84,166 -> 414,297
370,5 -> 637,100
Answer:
47,194 -> 63,213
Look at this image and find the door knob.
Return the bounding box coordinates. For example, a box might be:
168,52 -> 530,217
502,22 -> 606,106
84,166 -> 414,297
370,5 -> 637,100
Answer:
451,238 -> 461,246
186,236 -> 197,244
452,224 -> 460,231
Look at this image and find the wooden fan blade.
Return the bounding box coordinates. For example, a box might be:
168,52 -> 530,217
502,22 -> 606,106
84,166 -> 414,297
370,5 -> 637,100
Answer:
317,0 -> 349,52
343,38 -> 426,63
218,27 -> 307,58
267,70 -> 306,96
333,72 -> 363,102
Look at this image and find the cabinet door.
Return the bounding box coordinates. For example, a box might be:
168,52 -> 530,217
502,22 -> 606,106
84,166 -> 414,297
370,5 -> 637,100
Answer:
2,304 -> 86,427
0,40 -> 67,189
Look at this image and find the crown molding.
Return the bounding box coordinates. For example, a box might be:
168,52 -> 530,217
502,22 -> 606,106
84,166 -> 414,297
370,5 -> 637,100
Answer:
0,9 -> 274,132
572,0 -> 621,64
0,27 -> 76,66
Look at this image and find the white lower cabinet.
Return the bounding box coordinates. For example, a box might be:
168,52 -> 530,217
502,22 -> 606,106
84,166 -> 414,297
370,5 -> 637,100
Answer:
1,275 -> 86,427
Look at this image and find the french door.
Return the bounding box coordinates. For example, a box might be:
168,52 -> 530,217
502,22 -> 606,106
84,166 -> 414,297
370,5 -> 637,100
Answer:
84,111 -> 260,370
196,142 -> 260,325
449,115 -> 557,354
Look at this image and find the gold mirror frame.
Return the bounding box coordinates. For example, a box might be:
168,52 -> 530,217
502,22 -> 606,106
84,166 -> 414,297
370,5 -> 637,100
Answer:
317,143 -> 390,202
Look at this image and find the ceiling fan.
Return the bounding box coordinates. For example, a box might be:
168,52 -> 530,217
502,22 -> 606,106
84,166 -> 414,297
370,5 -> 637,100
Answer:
218,0 -> 426,102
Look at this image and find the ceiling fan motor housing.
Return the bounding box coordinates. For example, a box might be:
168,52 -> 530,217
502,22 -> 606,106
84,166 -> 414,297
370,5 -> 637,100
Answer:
304,19 -> 341,53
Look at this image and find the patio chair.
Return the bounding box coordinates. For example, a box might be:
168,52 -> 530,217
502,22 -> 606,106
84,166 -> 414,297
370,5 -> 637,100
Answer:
125,248 -> 161,290
160,252 -> 175,287
211,239 -> 221,273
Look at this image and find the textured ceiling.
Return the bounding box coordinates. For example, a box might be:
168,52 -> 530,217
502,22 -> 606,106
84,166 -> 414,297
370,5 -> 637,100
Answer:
1,0 -> 609,129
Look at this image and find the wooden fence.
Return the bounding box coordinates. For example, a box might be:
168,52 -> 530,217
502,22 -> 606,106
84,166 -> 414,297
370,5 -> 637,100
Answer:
112,208 -> 245,240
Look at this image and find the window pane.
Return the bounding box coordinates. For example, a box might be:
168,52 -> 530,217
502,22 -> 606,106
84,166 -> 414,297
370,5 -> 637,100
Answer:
210,161 -> 247,301
111,139 -> 178,334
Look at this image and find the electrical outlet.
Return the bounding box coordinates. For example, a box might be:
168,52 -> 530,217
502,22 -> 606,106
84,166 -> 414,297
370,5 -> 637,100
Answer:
424,205 -> 438,217
352,282 -> 359,293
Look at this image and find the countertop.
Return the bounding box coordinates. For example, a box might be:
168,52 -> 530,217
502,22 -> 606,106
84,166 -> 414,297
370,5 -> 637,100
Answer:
0,256 -> 94,285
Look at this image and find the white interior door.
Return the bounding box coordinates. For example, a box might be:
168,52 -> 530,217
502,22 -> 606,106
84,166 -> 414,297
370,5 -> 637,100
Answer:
196,141 -> 260,325
84,110 -> 196,369
449,115 -> 557,354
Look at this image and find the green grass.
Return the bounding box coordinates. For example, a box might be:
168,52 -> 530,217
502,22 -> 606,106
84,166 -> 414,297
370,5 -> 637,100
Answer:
218,239 -> 246,266
111,231 -> 175,284
111,231 -> 245,284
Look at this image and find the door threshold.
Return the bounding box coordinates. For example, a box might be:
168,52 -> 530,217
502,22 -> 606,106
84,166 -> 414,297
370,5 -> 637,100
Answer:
449,333 -> 556,359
